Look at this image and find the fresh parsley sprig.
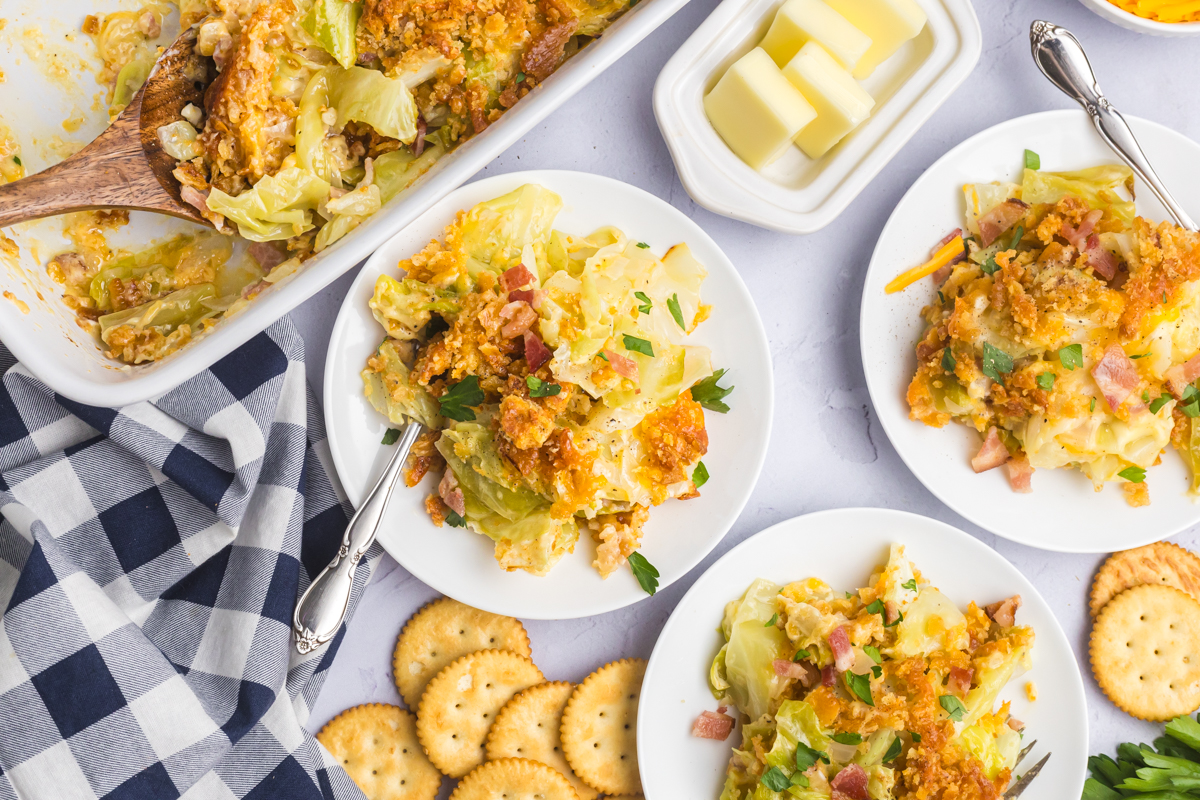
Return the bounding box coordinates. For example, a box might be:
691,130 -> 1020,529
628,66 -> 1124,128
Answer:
628,552 -> 659,595
668,294 -> 686,330
526,375 -> 561,398
439,376 -> 484,421
623,334 -> 654,357
981,342 -> 1014,384
634,291 -> 652,315
692,461 -> 709,488
692,369 -> 734,413
939,695 -> 966,721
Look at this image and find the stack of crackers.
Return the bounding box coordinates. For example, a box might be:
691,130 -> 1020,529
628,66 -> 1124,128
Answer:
1089,542 -> 1200,721
317,597 -> 648,800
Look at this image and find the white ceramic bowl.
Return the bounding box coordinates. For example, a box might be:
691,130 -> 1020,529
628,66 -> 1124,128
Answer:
0,0 -> 692,407
653,0 -> 981,234
1078,0 -> 1200,36
323,170 -> 774,619
860,109 -> 1200,553
638,508 -> 1088,800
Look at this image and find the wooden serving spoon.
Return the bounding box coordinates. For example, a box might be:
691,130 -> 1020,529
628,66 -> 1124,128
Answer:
0,27 -> 214,229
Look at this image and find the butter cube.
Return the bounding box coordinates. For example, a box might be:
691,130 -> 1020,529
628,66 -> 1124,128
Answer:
824,0 -> 926,79
759,0 -> 872,71
704,48 -> 817,171
782,41 -> 875,158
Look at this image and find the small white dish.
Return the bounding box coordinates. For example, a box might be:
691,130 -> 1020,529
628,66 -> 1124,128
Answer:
638,507 -> 1087,800
1077,0 -> 1200,36
653,0 -> 981,234
860,109 -> 1200,553
323,170 -> 773,619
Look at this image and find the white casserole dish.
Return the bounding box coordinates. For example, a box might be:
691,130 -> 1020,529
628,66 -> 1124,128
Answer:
652,0 -> 981,234
0,0 -> 692,407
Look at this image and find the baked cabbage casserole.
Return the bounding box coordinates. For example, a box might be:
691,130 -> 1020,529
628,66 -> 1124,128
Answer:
22,0 -> 632,365
703,544 -> 1033,800
901,159 -> 1200,507
362,184 -> 733,580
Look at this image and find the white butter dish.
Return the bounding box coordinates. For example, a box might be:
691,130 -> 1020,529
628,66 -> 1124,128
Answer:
653,0 -> 982,234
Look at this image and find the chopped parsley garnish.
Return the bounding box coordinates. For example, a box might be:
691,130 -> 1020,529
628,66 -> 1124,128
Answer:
1150,395 -> 1171,414
634,291 -> 652,314
793,645 -> 817,663
628,552 -> 659,595
981,254 -> 999,275
12,156 -> 20,166
445,510 -> 466,528
864,645 -> 882,663
692,461 -> 709,488
622,334 -> 654,357
1036,372 -> 1056,391
381,428 -> 401,445
765,613 -> 778,628
794,741 -> 829,771
844,671 -> 874,706
760,767 -> 790,792
668,293 -> 686,330
902,578 -> 918,592
884,611 -> 904,628
883,736 -> 903,763
1130,352 -> 1151,359
871,665 -> 883,678
909,731 -> 922,743
1090,397 -> 1096,413
865,599 -> 885,616
939,695 -> 966,721
831,732 -> 863,745
1059,343 -> 1083,370
1143,390 -> 1151,403
597,350 -> 608,362
636,241 -> 650,249
941,347 -> 956,374
981,343 -> 1013,384
1182,384 -> 1200,418
1007,225 -> 1025,251
516,72 -> 526,82
1118,466 -> 1146,484
1024,149 -> 1040,170
526,375 -> 562,398
439,376 -> 484,421
791,773 -> 810,788
691,368 -> 734,413
938,290 -> 946,304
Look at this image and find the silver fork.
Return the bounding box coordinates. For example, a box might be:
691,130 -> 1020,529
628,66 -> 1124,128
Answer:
1003,740 -> 1050,799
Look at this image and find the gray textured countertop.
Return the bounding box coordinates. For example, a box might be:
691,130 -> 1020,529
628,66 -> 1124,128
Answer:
296,0 -> 1200,777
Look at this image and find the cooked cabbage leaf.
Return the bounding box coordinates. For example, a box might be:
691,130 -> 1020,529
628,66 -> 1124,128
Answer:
370,275 -> 461,340
721,578 -> 788,721
206,167 -> 331,241
98,283 -> 217,335
328,66 -> 419,144
362,340 -> 443,428
1021,165 -> 1135,225
302,0 -> 361,69
458,184 -> 563,278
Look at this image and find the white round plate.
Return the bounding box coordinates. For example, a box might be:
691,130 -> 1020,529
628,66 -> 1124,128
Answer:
861,109 -> 1200,553
1077,0 -> 1200,36
638,508 -> 1087,800
324,170 -> 773,619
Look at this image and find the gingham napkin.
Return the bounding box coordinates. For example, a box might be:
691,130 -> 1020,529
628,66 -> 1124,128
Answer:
0,319 -> 377,800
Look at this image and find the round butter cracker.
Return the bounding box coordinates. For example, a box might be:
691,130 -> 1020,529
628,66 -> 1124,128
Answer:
486,681 -> 598,800
393,597 -> 531,707
1090,584 -> 1200,721
1090,542 -> 1200,617
560,658 -> 646,796
416,649 -> 543,778
448,758 -> 579,800
316,704 -> 441,800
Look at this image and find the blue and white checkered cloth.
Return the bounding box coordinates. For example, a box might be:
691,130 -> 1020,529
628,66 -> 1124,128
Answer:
0,319 -> 378,800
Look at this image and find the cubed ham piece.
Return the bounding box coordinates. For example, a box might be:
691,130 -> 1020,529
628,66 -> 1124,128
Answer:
1007,717 -> 1026,732
413,115 -> 427,156
1084,234 -> 1118,281
508,289 -> 535,305
1007,456 -> 1034,493
181,185 -> 210,214
971,427 -> 1009,473
524,331 -> 552,372
978,199 -> 1029,247
1060,209 -> 1103,250
947,666 -> 974,696
439,470 -> 465,516
821,665 -> 836,687
499,301 -> 538,338
692,710 -> 735,741
500,264 -> 536,292
773,659 -> 819,687
1165,353 -> 1200,398
830,764 -> 869,800
603,349 -> 639,381
985,594 -> 1022,627
1092,345 -> 1139,411
828,626 -> 854,673
248,241 -> 287,271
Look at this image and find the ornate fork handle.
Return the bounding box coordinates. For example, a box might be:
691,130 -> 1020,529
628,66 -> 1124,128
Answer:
1029,20 -> 1197,232
293,422 -> 425,654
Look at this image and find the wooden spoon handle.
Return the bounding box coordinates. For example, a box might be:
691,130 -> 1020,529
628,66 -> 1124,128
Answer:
0,94 -> 204,229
